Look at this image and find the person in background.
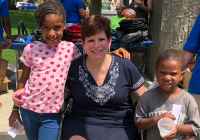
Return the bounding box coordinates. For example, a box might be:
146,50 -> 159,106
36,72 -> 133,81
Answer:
0,0 -> 12,111
60,15 -> 146,140
110,5 -> 126,30
0,0 -> 12,63
135,49 -> 200,140
129,0 -> 153,24
183,13 -> 200,138
59,0 -> 85,27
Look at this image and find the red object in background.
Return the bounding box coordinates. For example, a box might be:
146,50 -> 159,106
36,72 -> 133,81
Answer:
66,24 -> 81,42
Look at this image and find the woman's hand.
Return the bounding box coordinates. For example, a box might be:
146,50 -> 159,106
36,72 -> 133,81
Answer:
110,48 -> 130,59
12,89 -> 24,107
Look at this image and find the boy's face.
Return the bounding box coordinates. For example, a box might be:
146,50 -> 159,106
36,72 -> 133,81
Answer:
40,14 -> 66,46
116,7 -> 123,17
156,60 -> 185,94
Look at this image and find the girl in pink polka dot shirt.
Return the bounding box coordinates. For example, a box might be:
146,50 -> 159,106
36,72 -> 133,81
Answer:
8,1 -> 130,139
7,1 -> 82,139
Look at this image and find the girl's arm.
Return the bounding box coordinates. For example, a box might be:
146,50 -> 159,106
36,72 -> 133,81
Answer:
109,48 -> 131,59
12,65 -> 30,107
17,65 -> 31,89
9,65 -> 30,128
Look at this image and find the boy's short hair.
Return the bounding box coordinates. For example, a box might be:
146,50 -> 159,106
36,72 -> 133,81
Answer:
156,49 -> 185,70
35,0 -> 66,28
81,15 -> 111,43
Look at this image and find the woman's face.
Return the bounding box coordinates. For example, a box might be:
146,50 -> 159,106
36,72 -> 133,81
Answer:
82,31 -> 111,60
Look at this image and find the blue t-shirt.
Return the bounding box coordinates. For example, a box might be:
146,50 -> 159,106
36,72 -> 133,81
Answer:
59,0 -> 84,24
183,13 -> 200,95
0,0 -> 9,41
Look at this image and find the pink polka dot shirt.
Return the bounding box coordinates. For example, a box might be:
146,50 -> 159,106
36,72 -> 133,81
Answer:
20,41 -> 82,113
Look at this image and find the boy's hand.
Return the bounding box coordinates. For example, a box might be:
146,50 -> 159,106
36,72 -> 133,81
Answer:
160,112 -> 176,121
12,89 -> 24,107
9,110 -> 23,129
110,48 -> 130,60
163,126 -> 177,140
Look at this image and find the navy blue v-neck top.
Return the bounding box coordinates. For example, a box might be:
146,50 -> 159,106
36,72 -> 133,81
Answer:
63,55 -> 145,139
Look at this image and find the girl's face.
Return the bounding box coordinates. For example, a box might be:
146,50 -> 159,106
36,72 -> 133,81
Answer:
82,31 -> 111,60
40,14 -> 65,46
156,60 -> 184,95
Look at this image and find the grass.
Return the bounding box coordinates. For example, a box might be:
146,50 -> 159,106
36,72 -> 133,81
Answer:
2,10 -> 37,63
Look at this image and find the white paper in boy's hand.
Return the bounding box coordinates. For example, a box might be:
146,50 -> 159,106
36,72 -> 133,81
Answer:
171,104 -> 182,124
7,121 -> 22,138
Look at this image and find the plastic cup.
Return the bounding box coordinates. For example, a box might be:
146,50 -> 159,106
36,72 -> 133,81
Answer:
157,118 -> 175,138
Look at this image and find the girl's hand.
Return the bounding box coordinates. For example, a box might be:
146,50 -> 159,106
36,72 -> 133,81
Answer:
9,110 -> 23,129
12,89 -> 24,107
163,126 -> 177,140
110,48 -> 130,59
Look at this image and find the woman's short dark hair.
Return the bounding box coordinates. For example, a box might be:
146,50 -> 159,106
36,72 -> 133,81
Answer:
35,0 -> 66,27
81,15 -> 111,43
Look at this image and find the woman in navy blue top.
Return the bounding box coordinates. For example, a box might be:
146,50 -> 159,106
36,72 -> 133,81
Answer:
61,15 -> 146,140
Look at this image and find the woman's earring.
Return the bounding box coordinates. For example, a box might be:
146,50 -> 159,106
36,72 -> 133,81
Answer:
83,49 -> 86,55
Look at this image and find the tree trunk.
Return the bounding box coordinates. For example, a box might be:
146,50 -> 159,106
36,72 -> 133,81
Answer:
89,0 -> 102,15
8,0 -> 16,10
